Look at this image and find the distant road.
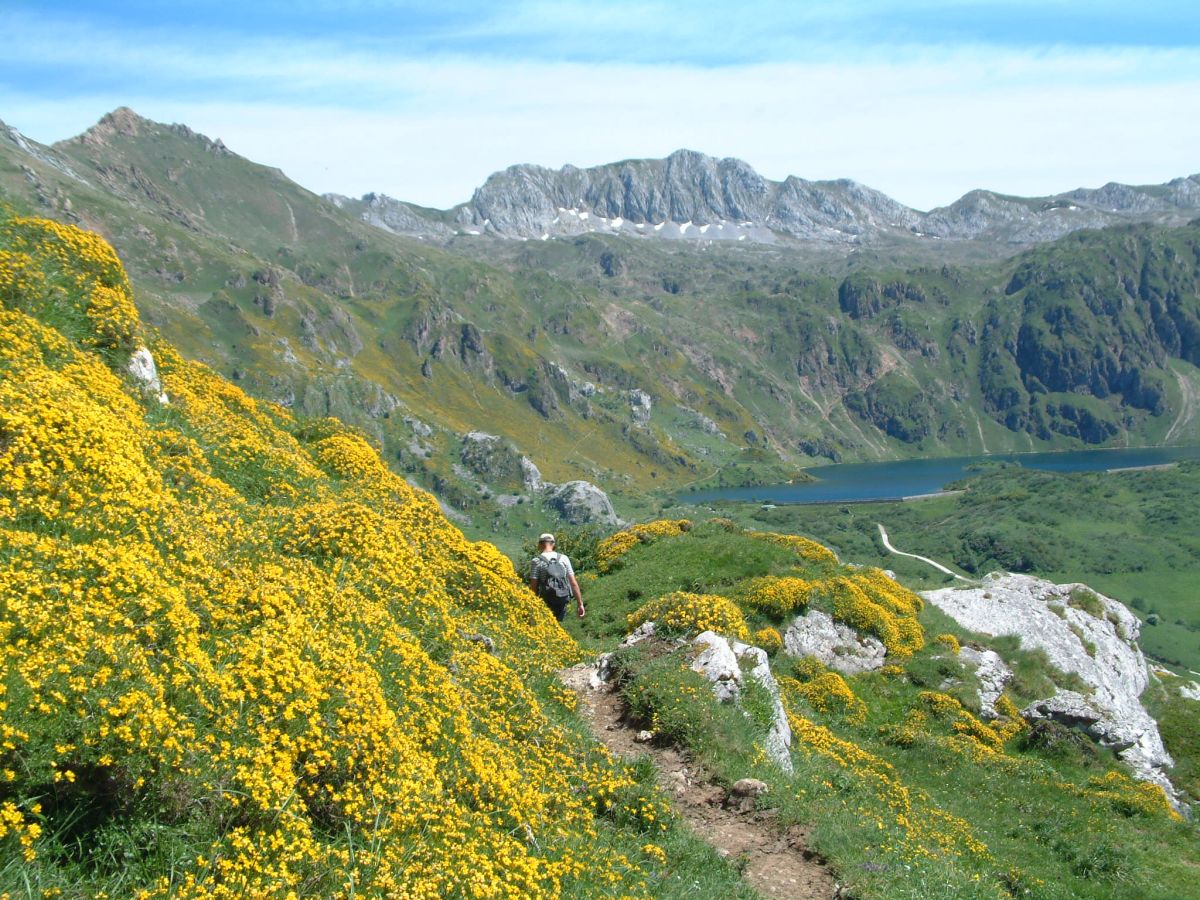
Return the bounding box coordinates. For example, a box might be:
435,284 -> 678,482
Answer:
877,523 -> 973,582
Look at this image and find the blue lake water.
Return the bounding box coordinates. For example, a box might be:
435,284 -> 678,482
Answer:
684,446 -> 1200,506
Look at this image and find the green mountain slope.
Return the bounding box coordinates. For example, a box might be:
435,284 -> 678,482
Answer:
3,109 -> 1200,533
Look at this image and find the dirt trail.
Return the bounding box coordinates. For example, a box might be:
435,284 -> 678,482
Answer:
559,664 -> 840,899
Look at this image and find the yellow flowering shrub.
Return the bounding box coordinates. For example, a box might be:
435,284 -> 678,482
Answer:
935,633 -> 962,655
0,217 -> 670,897
1083,771 -> 1182,822
785,708 -> 992,864
780,673 -> 867,726
627,591 -> 750,641
747,529 -> 839,566
596,519 -> 692,571
0,216 -> 138,352
918,692 -> 1015,757
753,626 -> 784,654
740,575 -> 815,616
812,569 -> 925,657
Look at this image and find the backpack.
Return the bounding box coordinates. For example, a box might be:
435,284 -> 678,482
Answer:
536,554 -> 573,601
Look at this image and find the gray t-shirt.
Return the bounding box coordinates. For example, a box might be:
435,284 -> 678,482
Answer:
531,550 -> 575,582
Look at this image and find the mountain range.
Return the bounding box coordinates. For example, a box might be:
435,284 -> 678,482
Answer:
3,106 -> 1199,535
329,146 -> 1200,246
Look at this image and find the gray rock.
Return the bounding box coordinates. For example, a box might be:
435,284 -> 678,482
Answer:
958,647 -> 1012,719
403,416 -> 433,438
1021,691 -> 1122,745
681,405 -> 722,435
545,480 -> 619,526
372,146 -> 1200,248
783,610 -> 887,675
690,631 -> 794,773
1179,681 -> 1200,702
691,631 -> 743,702
628,389 -> 653,426
520,456 -> 543,491
923,573 -> 1176,800
731,778 -> 769,797
634,730 -> 654,744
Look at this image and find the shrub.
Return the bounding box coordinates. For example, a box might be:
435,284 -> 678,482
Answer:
1068,587 -> 1106,619
814,572 -> 925,656
780,673 -> 867,725
740,575 -> 814,617
753,626 -> 783,654
595,519 -> 692,571
627,591 -> 750,641
789,656 -> 828,683
746,529 -> 839,566
935,633 -> 962,654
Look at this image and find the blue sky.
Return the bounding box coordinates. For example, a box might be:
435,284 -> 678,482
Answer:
2,2 -> 1199,209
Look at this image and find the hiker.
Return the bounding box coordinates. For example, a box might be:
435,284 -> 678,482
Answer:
529,533 -> 585,622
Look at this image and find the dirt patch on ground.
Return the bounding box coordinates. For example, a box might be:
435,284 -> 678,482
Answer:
560,663 -> 840,899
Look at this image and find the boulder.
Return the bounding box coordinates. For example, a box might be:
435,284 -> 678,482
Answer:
1179,681 -> 1200,703
783,610 -> 887,675
690,631 -> 742,702
546,480 -> 619,526
923,573 -> 1176,801
1020,692 -> 1128,748
731,778 -> 769,798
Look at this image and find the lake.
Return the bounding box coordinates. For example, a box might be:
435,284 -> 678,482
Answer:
684,446 -> 1200,506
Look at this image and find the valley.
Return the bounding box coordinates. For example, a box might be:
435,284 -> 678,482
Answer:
3,109 -> 1200,546
3,176 -> 1199,900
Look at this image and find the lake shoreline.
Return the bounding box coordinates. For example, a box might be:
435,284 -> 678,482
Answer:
682,446 -> 1200,507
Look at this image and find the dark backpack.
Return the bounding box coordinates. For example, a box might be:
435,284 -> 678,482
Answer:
537,554 -> 572,601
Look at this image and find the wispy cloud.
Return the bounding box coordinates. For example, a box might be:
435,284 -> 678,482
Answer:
1,3 -> 1198,210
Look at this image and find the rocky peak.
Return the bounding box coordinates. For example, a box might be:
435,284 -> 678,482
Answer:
74,107 -> 148,146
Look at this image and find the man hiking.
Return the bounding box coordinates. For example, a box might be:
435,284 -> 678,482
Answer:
529,532 -> 585,622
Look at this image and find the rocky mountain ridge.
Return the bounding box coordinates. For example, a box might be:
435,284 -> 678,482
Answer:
331,147 -> 1200,247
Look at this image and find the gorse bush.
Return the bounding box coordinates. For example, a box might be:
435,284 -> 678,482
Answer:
627,591 -> 750,641
0,217 -> 684,897
740,575 -> 815,616
596,519 -> 692,571
752,626 -> 783,655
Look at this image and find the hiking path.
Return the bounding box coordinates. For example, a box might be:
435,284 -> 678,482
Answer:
558,663 -> 840,899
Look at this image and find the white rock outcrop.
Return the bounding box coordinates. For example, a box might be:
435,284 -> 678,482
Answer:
127,346 -> 169,404
628,389 -> 652,426
1179,681 -> 1200,702
922,573 -> 1175,799
691,631 -> 794,773
783,610 -> 887,674
958,646 -> 1013,719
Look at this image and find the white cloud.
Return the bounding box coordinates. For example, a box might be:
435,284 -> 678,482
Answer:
2,18 -> 1198,210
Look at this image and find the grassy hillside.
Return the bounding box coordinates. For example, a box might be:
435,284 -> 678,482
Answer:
703,463 -> 1200,673
0,213 -> 760,897
549,519 -> 1199,899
